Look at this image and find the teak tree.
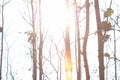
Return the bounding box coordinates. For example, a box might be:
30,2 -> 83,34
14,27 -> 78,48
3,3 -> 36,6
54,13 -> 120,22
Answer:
65,0 -> 72,80
74,0 -> 81,80
82,0 -> 90,80
38,0 -> 43,80
94,0 -> 105,80
31,0 -> 37,80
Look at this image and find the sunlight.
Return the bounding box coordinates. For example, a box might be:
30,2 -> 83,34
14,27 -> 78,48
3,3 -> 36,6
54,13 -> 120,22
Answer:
66,70 -> 72,80
42,0 -> 73,79
42,0 -> 68,33
65,52 -> 72,80
65,61 -> 72,80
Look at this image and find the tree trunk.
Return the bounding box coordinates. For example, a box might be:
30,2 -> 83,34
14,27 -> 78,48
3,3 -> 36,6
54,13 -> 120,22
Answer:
65,0 -> 72,80
31,0 -> 37,80
94,0 -> 104,80
77,21 -> 81,80
38,0 -> 43,80
82,0 -> 90,80
0,1 -> 4,79
74,0 -> 81,80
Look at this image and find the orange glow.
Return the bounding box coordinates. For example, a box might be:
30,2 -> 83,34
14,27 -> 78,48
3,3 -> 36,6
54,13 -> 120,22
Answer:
65,62 -> 72,80
65,61 -> 72,71
66,70 -> 72,80
65,55 -> 72,80
42,0 -> 73,80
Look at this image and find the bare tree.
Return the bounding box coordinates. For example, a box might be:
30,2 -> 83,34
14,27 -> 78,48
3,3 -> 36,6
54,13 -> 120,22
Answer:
74,0 -> 81,80
82,0 -> 90,80
0,0 -> 11,79
0,1 -> 4,79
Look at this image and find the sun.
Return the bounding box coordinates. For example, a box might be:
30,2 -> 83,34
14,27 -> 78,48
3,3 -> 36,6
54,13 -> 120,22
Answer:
41,0 -> 69,34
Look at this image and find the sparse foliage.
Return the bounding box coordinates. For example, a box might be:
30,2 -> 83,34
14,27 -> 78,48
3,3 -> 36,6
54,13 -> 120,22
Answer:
104,8 -> 114,18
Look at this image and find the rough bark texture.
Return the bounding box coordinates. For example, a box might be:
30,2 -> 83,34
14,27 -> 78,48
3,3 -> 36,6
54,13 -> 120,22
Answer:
94,0 -> 104,80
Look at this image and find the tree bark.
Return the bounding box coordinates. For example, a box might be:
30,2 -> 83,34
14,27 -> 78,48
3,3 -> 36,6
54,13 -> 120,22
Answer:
94,0 -> 104,80
31,0 -> 37,80
74,0 -> 81,80
0,1 -> 4,79
38,0 -> 43,80
82,0 -> 90,80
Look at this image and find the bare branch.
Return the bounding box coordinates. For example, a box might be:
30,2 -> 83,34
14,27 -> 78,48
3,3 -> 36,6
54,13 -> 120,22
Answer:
0,0 -> 11,7
21,16 -> 32,26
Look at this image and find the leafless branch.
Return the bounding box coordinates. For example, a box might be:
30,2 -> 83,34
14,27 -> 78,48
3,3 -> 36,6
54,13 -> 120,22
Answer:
21,16 -> 32,26
0,0 -> 11,7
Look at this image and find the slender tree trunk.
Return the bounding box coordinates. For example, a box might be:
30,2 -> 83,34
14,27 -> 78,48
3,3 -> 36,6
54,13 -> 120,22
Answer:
65,25 -> 72,80
6,43 -> 9,80
38,0 -> 43,80
65,0 -> 72,80
0,1 -> 4,79
94,0 -> 104,80
74,0 -> 81,80
31,0 -> 37,80
76,19 -> 81,80
82,0 -> 90,80
113,25 -> 117,80
59,58 -> 61,80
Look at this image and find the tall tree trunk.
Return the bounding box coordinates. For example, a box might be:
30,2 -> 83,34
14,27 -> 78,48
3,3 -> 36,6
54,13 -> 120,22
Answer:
113,24 -> 117,80
74,0 -> 81,80
65,0 -> 72,80
94,0 -> 104,80
38,0 -> 43,80
0,1 -> 4,79
82,0 -> 90,80
59,58 -> 62,80
31,0 -> 37,80
76,17 -> 81,80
